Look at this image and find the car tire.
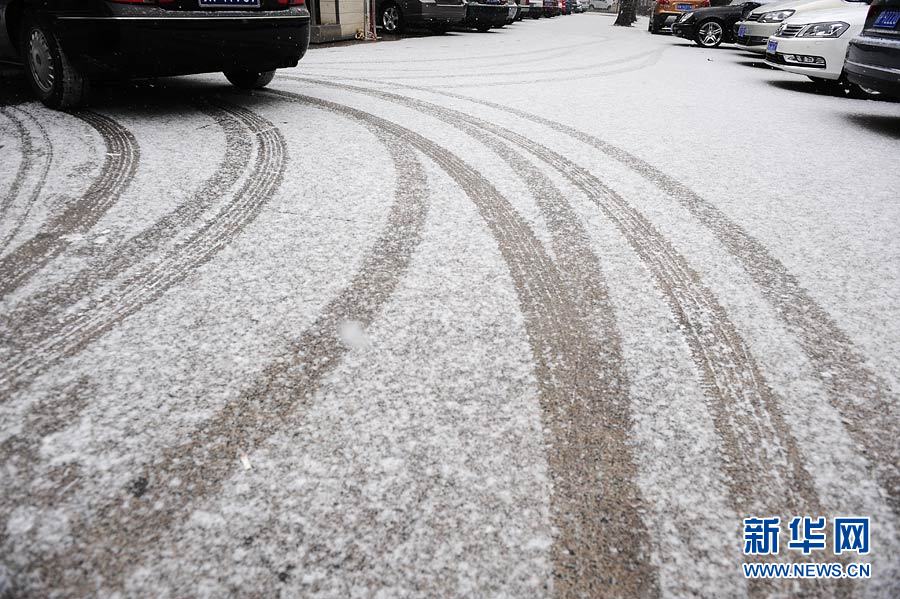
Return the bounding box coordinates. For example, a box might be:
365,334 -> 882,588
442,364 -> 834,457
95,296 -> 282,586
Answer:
695,20 -> 724,48
477,24 -> 492,32
380,3 -> 404,34
21,17 -> 89,109
649,16 -> 660,34
224,69 -> 276,90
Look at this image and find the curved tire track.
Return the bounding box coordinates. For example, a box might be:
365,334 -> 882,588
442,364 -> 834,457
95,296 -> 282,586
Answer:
0,101 -> 282,396
0,106 -> 53,252
0,102 -> 254,393
0,111 -> 138,298
275,83 -> 661,597
28,94 -> 431,596
406,87 -> 900,515
289,78 -> 823,521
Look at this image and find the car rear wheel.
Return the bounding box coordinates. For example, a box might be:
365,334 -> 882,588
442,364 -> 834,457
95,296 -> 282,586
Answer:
224,69 -> 276,90
649,15 -> 660,34
381,3 -> 404,33
22,18 -> 89,109
695,20 -> 724,48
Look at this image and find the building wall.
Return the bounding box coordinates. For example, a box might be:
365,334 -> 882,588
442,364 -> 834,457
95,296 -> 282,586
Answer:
310,0 -> 365,43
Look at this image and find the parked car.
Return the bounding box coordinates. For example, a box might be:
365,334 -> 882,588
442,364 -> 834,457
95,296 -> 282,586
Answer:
673,0 -> 766,47
575,0 -> 587,11
376,0 -> 467,34
590,0 -> 617,9
650,0 -> 712,33
733,0 -> 846,53
462,0 -> 511,30
545,0 -> 562,15
764,1 -> 874,94
0,0 -> 310,109
845,0 -> 900,97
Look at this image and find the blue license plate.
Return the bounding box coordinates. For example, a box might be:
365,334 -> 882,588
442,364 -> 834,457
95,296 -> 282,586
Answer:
677,3 -> 692,9
198,0 -> 261,7
873,10 -> 900,29
767,39 -> 777,53
738,24 -> 747,37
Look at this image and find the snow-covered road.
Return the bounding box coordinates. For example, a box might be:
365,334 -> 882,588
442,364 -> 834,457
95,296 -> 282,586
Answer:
1,13 -> 898,598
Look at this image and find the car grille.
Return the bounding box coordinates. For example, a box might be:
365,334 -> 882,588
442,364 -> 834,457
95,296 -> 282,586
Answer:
746,14 -> 761,22
778,24 -> 805,37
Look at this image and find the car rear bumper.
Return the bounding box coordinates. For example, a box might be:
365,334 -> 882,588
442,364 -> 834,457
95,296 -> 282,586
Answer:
845,35 -> 900,98
764,36 -> 845,80
55,12 -> 310,78
463,3 -> 510,27
733,20 -> 779,53
408,2 -> 467,24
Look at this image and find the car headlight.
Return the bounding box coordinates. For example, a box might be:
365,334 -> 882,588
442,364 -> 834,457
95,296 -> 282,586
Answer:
679,12 -> 694,22
759,10 -> 794,23
798,21 -> 849,38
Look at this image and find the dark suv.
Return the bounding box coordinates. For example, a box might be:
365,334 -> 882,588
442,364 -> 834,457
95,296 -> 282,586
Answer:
0,0 -> 310,109
376,0 -> 467,34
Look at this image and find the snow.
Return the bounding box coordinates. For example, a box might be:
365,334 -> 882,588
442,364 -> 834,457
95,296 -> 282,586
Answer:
1,12 -> 899,598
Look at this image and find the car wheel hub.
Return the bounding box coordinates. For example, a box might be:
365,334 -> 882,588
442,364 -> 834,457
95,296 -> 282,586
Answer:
28,30 -> 54,94
383,7 -> 399,31
699,22 -> 722,46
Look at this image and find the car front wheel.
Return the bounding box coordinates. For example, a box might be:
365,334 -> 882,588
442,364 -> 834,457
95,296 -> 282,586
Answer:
695,20 -> 724,47
22,18 -> 89,109
224,69 -> 276,90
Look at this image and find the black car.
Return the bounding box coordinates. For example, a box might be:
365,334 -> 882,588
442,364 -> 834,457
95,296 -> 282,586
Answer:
845,0 -> 900,98
672,0 -> 761,47
376,0 -> 466,34
0,0 -> 310,109
462,0 -> 509,31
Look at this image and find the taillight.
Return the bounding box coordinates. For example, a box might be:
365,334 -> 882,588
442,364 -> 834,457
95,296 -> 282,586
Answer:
699,0 -> 710,6
658,0 -> 670,6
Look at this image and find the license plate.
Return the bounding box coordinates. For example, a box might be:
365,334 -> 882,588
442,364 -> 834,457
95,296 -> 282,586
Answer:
738,24 -> 747,37
677,3 -> 692,10
198,0 -> 261,7
873,10 -> 900,29
767,39 -> 777,53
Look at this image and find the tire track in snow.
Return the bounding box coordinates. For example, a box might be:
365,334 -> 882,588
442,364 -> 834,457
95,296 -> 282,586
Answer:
28,94 -> 430,596
396,87 -> 900,516
0,101 -> 280,396
0,111 -> 138,298
290,78 -> 823,523
0,103 -> 254,394
305,39 -> 600,66
353,48 -> 661,83
0,106 -> 53,252
276,80 -> 661,598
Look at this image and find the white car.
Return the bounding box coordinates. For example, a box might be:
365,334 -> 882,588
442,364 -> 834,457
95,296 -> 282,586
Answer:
764,1 -> 872,92
733,0 -> 851,54
590,0 -> 616,10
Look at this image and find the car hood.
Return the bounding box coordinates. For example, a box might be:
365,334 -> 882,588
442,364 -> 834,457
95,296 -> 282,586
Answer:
780,2 -> 867,25
689,4 -> 745,17
748,0 -> 853,16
